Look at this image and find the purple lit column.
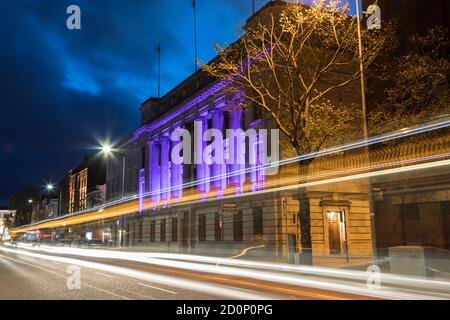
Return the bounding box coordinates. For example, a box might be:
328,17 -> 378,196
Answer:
212,110 -> 226,195
229,109 -> 245,193
249,131 -> 258,192
138,168 -> 146,212
257,132 -> 266,190
195,117 -> 210,197
160,136 -> 171,202
148,140 -> 160,207
171,129 -> 183,200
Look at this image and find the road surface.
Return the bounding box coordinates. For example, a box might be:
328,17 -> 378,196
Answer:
0,244 -> 448,300
0,244 -> 370,300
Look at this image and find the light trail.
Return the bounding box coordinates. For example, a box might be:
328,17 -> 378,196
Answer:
10,154 -> 450,235
12,118 -> 450,233
0,245 -> 275,300
3,244 -> 449,300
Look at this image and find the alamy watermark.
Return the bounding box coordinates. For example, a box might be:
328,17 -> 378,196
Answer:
366,264 -> 381,290
66,5 -> 81,30
169,122 -> 280,175
66,265 -> 81,290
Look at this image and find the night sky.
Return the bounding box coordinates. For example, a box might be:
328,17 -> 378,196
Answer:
0,0 -> 356,205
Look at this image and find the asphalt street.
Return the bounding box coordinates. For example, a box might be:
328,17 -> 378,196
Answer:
0,245 -> 370,300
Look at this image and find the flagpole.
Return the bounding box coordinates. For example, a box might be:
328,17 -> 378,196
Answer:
252,0 -> 255,15
193,0 -> 198,72
157,44 -> 161,98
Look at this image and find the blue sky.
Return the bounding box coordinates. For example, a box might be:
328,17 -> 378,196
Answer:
0,0 -> 357,204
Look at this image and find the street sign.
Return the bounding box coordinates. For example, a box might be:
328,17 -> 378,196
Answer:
222,203 -> 238,215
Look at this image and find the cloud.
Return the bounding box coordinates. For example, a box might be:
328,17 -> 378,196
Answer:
0,0 -> 266,204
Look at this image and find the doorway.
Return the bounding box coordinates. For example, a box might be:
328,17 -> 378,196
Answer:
328,211 -> 347,255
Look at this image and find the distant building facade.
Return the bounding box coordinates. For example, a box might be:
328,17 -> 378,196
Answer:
59,155 -> 106,215
30,197 -> 59,223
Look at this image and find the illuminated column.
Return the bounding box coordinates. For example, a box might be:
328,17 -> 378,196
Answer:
138,168 -> 146,212
229,108 -> 245,193
249,130 -> 258,192
148,140 -> 160,207
195,117 -> 210,196
160,136 -> 171,202
171,128 -> 183,200
257,132 -> 266,190
212,109 -> 226,195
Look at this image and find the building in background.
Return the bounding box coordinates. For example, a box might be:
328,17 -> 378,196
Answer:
30,196 -> 59,223
0,207 -> 16,238
59,155 -> 106,216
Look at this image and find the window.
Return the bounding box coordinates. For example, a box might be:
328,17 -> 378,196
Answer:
223,111 -> 230,135
252,105 -> 263,122
131,223 -> 136,244
140,146 -> 147,168
253,207 -> 263,239
160,219 -> 166,242
198,214 -> 206,241
138,221 -> 143,242
150,221 -> 155,242
171,218 -> 178,242
126,224 -> 130,245
215,212 -> 222,241
207,118 -> 213,130
233,210 -> 243,242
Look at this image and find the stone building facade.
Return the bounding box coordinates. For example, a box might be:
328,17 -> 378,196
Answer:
103,76 -> 373,260
101,1 -> 374,261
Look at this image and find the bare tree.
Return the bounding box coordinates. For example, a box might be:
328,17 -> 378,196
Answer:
203,0 -> 395,264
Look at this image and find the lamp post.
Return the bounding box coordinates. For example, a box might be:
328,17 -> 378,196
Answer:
101,143 -> 127,248
355,0 -> 381,263
355,0 -> 369,142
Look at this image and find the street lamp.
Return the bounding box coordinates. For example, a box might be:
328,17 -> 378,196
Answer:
46,183 -> 55,192
100,143 -> 126,200
355,0 -> 381,262
100,143 -> 127,248
101,143 -> 113,155
28,199 -> 33,204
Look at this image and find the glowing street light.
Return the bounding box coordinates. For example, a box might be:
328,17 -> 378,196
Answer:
101,143 -> 113,155
46,183 -> 55,191
28,199 -> 33,204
